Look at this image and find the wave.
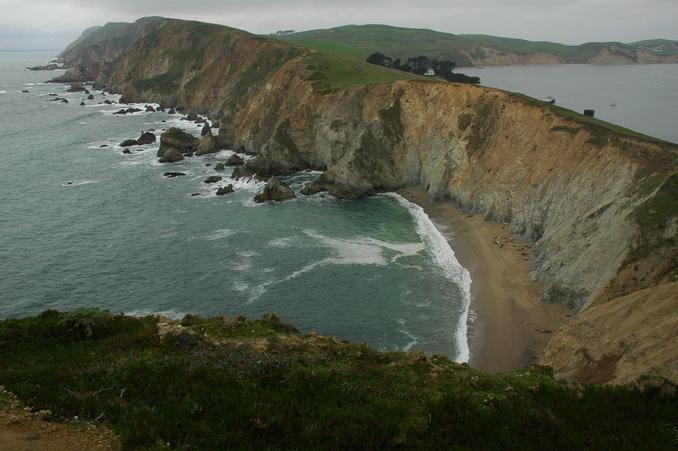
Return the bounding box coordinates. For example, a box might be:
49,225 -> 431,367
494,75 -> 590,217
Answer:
62,180 -> 99,187
204,228 -> 236,241
246,229 -> 424,304
384,193 -> 472,363
0,90 -> 6,94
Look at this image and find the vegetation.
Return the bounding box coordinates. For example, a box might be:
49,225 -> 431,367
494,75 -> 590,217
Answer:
275,24 -> 678,65
366,52 -> 480,84
0,309 -> 676,450
305,52 -> 423,93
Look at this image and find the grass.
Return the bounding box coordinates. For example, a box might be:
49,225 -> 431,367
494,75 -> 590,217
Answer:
275,24 -> 677,65
0,309 -> 676,450
304,52 -> 423,93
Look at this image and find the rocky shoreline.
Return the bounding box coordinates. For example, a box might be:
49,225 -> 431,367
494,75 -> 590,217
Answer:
44,17 -> 678,383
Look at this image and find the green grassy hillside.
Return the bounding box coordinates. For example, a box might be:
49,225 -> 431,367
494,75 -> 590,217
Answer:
0,309 -> 676,449
277,24 -> 678,66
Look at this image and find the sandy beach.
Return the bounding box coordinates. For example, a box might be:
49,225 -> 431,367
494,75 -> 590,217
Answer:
399,187 -> 570,373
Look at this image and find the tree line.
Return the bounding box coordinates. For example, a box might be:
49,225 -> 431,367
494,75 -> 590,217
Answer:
366,52 -> 480,84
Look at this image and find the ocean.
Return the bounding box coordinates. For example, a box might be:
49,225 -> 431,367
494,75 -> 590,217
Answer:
0,51 -> 470,360
458,63 -> 678,144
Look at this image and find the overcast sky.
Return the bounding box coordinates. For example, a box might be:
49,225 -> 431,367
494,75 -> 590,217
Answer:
1,0 -> 677,50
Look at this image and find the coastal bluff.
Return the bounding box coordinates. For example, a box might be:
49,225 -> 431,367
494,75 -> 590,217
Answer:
53,17 -> 678,384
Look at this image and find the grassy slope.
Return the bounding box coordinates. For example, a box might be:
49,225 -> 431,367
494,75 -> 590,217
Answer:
277,24 -> 678,64
0,309 -> 676,450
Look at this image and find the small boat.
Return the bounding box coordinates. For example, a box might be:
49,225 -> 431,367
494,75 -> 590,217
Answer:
542,96 -> 556,104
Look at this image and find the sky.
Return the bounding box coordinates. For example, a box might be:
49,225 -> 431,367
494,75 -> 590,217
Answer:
1,0 -> 677,50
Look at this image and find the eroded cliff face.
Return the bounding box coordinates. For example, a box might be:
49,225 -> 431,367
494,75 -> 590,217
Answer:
55,18 -> 678,384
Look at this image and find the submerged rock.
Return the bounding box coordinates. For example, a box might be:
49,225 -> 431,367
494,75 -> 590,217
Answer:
21,89 -> 29,93
163,172 -> 186,178
225,154 -> 244,166
113,107 -> 142,115
204,176 -> 222,184
254,177 -> 296,203
103,99 -> 113,105
122,149 -> 132,154
216,184 -> 234,196
214,163 -> 226,171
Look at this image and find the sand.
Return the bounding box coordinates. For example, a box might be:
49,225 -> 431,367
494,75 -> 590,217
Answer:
399,187 -> 570,373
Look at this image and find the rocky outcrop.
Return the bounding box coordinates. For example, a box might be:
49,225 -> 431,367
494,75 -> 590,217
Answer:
204,176 -> 222,184
113,107 -> 142,115
26,63 -> 62,71
158,127 -> 199,162
137,131 -> 156,145
55,17 -> 678,384
216,184 -> 234,195
225,154 -> 244,166
541,282 -> 678,384
254,177 -> 296,203
120,131 -> 156,147
196,133 -> 217,155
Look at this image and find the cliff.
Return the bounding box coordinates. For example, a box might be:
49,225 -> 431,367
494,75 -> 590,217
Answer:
54,18 -> 678,384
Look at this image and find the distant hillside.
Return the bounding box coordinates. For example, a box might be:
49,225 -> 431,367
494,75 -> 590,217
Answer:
277,24 -> 678,66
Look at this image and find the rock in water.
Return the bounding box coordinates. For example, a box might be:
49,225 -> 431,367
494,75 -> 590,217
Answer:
103,99 -> 113,105
21,89 -> 29,93
66,82 -> 86,92
163,172 -> 186,178
214,163 -> 226,171
196,133 -> 217,155
145,105 -> 156,112
204,176 -> 222,184
87,94 -> 94,100
158,128 -> 200,162
225,154 -> 244,166
216,184 -> 234,196
120,139 -> 139,147
113,107 -> 142,115
201,124 -> 211,136
122,149 -> 132,154
158,148 -> 184,163
168,108 -> 176,115
254,177 -> 296,203
136,131 -> 156,145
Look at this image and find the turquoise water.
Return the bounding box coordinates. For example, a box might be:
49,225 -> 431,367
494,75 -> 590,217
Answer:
459,63 -> 678,143
0,51 -> 470,360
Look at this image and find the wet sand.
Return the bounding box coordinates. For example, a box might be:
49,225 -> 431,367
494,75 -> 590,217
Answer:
399,187 -> 570,373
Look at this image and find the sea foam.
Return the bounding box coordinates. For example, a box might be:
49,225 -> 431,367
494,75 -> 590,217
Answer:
384,193 -> 472,363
